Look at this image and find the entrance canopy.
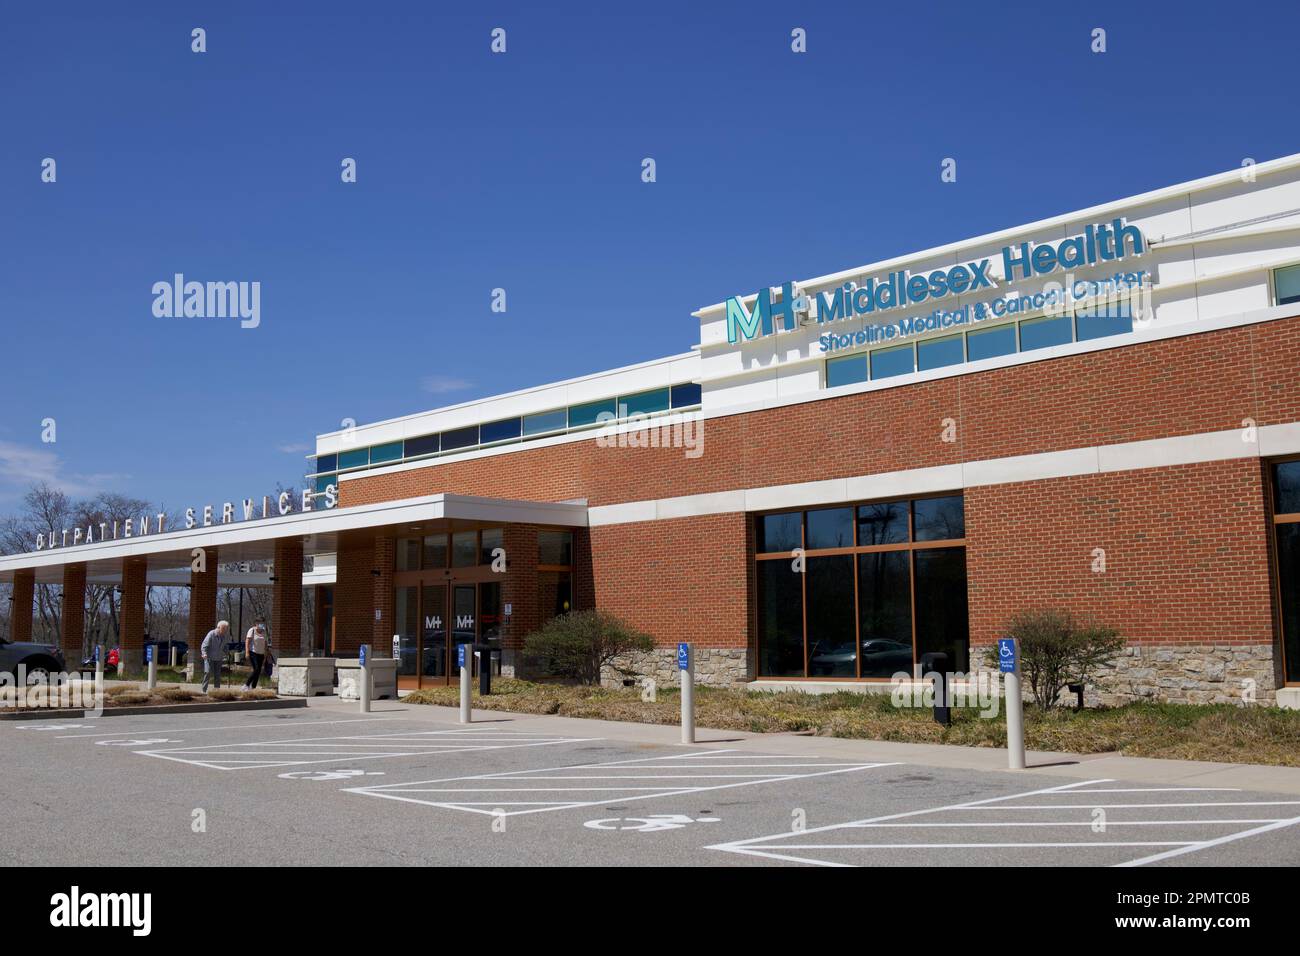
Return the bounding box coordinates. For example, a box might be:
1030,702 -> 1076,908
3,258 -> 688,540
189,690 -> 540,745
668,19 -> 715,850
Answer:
0,493 -> 589,585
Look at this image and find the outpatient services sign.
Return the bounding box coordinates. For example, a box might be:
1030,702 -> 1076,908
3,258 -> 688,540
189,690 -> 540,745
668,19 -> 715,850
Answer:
724,218 -> 1148,349
33,485 -> 337,553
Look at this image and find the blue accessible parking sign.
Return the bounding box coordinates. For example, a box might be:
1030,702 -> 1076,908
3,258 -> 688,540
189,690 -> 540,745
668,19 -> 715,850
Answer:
145,645 -> 153,664
998,638 -> 1017,673
677,642 -> 690,670
457,644 -> 466,669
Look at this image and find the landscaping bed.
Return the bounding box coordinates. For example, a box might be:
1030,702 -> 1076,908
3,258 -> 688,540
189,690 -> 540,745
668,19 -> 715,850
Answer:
0,682 -> 303,719
401,678 -> 1300,767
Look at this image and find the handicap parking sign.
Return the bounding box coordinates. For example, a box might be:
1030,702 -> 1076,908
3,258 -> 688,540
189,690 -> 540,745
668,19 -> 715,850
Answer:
677,642 -> 690,670
457,644 -> 466,669
359,645 -> 368,666
145,645 -> 153,663
998,638 -> 1017,673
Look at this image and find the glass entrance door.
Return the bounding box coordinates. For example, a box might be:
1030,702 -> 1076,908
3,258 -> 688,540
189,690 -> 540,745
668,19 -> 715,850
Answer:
395,586 -> 420,688
421,585 -> 447,682
451,585 -> 476,683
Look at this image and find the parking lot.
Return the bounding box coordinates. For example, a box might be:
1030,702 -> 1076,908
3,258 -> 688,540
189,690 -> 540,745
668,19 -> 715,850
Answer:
4,703 -> 1300,867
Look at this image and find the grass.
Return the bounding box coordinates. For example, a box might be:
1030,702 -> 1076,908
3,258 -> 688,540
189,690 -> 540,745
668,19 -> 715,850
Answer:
400,678 -> 1300,767
111,665 -> 273,688
2,680 -> 280,710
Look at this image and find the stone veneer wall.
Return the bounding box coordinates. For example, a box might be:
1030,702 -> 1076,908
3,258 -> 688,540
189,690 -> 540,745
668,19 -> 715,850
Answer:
598,647 -> 750,689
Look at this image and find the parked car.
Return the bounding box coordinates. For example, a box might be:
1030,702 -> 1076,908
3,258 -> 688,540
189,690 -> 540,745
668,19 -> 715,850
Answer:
0,636 -> 67,685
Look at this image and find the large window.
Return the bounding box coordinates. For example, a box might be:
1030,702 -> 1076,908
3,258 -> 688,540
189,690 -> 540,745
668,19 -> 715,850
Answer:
1275,264 -> 1300,306
754,494 -> 968,679
1272,461 -> 1300,684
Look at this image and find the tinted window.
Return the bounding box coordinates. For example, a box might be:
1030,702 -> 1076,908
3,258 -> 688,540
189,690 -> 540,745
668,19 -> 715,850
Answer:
917,334 -> 964,371
757,512 -> 801,553
338,448 -> 369,470
480,527 -> 503,565
1276,461 -> 1300,515
857,551 -> 913,678
314,474 -> 336,494
441,425 -> 479,451
539,530 -> 573,566
806,555 -> 856,678
967,324 -> 1016,361
913,496 -> 965,541
451,531 -> 477,567
480,418 -> 522,444
522,409 -> 567,436
671,383 -> 702,407
314,454 -> 337,473
758,561 -> 804,677
404,434 -> 439,458
913,548 -> 969,671
1019,314 -> 1072,352
1276,264 -> 1300,306
369,441 -> 402,465
620,388 -> 670,417
826,354 -> 867,388
423,534 -> 448,569
857,502 -> 908,545
568,398 -> 617,428
1075,297 -> 1133,342
395,537 -> 422,571
1276,523 -> 1300,683
871,344 -> 914,380
805,507 -> 853,549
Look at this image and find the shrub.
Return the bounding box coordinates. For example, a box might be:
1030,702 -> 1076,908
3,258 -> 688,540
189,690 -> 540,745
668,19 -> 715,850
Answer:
522,610 -> 654,685
240,689 -> 277,700
207,689 -> 240,701
986,608 -> 1125,710
104,684 -> 139,697
157,687 -> 195,703
111,692 -> 152,706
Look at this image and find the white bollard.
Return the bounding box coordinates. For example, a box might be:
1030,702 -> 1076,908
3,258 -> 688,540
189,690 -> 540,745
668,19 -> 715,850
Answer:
94,645 -> 104,681
1002,637 -> 1026,770
459,644 -> 472,724
359,644 -> 371,714
678,642 -> 694,744
169,645 -> 178,668
147,648 -> 157,690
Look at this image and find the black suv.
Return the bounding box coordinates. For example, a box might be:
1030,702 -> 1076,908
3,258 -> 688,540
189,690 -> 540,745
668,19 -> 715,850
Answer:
0,636 -> 66,684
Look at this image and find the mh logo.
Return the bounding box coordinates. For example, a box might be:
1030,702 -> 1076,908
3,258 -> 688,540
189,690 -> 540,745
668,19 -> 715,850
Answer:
457,615 -> 474,629
724,281 -> 807,344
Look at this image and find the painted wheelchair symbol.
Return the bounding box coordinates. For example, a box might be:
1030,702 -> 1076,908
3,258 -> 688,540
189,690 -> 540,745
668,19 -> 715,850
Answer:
278,769 -> 386,781
584,813 -> 720,833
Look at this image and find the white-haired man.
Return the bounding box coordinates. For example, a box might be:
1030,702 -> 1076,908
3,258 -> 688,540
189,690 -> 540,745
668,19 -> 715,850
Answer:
200,620 -> 231,693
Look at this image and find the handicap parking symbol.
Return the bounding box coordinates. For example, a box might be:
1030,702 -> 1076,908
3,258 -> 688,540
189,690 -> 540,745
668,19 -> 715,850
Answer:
278,769 -> 386,782
584,813 -> 720,833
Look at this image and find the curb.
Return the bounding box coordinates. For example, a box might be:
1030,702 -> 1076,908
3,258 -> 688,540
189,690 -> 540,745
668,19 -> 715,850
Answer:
0,698 -> 307,721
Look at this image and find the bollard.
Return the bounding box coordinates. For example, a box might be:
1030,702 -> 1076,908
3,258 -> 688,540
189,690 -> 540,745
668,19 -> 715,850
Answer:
169,644 -> 178,669
458,643 -> 471,724
678,642 -> 694,744
1000,637 -> 1026,770
94,645 -> 103,681
146,645 -> 157,690
920,651 -> 950,727
359,644 -> 371,714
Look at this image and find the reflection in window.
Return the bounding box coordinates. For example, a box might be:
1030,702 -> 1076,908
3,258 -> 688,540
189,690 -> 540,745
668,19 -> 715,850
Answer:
539,530 -> 573,566
452,531 -> 478,567
857,552 -> 913,678
806,556 -> 856,678
758,561 -> 804,677
1018,314 -> 1072,352
917,334 -> 964,371
857,502 -> 908,545
871,344 -> 914,380
913,496 -> 965,541
1075,296 -> 1133,342
480,527 -> 503,565
826,354 -> 868,388
805,508 -> 853,549
423,534 -> 448,569
396,537 -> 422,571
757,512 -> 801,553
967,324 -> 1016,361
1275,460 -> 1300,515
913,547 -> 969,672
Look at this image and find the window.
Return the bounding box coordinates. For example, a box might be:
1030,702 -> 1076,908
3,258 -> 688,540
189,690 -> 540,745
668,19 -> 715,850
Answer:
620,388 -> 670,417
396,537 -> 422,571
1075,296 -> 1133,342
480,527 -> 503,565
523,409 -> 567,437
539,530 -> 573,566
754,494 -> 968,679
337,448 -> 369,470
671,383 -> 702,407
1018,314 -> 1072,352
871,344 -> 914,380
917,334 -> 964,371
369,441 -> 402,465
1275,264 -> 1300,306
441,425 -> 479,452
423,534 -> 448,569
315,453 -> 337,473
967,323 -> 1017,361
1273,461 -> 1300,684
314,474 -> 336,494
451,531 -> 478,568
404,434 -> 439,458
568,398 -> 617,428
480,418 -> 522,445
826,354 -> 868,388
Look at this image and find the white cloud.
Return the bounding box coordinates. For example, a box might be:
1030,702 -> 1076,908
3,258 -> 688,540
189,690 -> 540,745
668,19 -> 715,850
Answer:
278,442 -> 311,454
0,440 -> 129,500
421,375 -> 473,394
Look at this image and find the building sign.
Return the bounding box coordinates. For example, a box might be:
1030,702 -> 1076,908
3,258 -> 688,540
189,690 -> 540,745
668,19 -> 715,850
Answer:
32,484 -> 338,553
725,218 -> 1148,348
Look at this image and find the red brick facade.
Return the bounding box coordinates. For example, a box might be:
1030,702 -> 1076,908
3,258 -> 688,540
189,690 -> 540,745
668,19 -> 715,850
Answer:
326,315 -> 1300,690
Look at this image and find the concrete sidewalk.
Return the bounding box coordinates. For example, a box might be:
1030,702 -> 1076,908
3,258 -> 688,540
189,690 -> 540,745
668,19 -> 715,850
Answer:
304,695 -> 1300,797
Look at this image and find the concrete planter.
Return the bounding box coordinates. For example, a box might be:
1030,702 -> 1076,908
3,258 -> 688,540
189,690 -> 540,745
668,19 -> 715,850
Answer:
336,658 -> 398,701
276,657 -> 337,697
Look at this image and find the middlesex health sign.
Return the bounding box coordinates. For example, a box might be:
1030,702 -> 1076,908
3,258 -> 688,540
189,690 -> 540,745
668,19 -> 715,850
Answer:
33,485 -> 338,553
725,218 -> 1149,350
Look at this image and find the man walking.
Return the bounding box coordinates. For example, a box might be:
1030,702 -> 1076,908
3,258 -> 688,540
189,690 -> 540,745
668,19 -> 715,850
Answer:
200,620 -> 230,693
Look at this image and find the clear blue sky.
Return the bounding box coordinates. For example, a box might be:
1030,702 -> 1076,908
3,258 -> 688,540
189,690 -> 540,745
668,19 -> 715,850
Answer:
1,0 -> 1297,514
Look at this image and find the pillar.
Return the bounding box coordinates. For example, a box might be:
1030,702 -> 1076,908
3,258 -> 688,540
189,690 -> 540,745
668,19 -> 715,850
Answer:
501,525 -> 539,678
187,547 -> 218,680
10,568 -> 34,644
119,558 -> 147,673
272,539 -> 303,659
371,535 -> 395,656
61,563 -> 86,666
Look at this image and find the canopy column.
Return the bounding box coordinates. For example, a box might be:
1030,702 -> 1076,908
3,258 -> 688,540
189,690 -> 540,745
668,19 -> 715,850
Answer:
61,563 -> 86,665
10,568 -> 34,644
187,547 -> 219,679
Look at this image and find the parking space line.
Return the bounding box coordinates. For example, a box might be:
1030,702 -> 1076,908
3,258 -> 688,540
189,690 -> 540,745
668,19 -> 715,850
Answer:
708,778 -> 1300,867
52,716 -> 408,739
346,749 -> 898,817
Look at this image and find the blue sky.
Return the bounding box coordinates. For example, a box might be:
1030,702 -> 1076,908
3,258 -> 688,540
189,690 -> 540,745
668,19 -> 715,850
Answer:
1,0 -> 1297,514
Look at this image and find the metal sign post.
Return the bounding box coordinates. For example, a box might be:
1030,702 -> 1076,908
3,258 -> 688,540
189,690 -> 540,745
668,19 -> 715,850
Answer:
359,644 -> 371,714
458,643 -> 472,724
1000,637 -> 1025,770
678,642 -> 694,744
146,644 -> 157,690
